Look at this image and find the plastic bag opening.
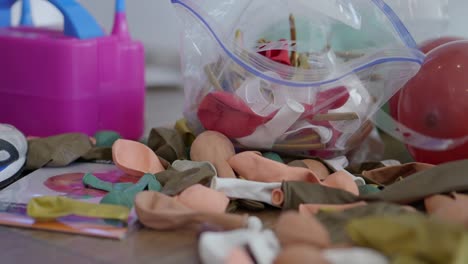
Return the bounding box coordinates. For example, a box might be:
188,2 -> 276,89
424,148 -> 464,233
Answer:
173,0 -> 424,158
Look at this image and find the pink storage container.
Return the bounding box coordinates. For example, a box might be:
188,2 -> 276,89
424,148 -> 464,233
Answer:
0,0 -> 145,140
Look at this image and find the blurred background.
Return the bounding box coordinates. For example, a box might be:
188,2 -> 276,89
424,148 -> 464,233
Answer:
9,0 -> 468,144
11,0 -> 468,89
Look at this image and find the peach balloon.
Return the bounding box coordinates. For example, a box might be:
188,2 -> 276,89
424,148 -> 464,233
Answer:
425,194 -> 468,228
135,191 -> 248,231
112,139 -> 165,177
89,137 -> 97,146
322,171 -> 359,196
225,247 -> 254,264
175,184 -> 229,214
271,188 -> 285,207
228,151 -> 320,183
190,131 -> 237,178
425,194 -> 452,214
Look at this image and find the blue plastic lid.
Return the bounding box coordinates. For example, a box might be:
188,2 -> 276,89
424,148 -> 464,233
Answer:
0,0 -> 105,39
19,0 -> 32,25
116,0 -> 125,12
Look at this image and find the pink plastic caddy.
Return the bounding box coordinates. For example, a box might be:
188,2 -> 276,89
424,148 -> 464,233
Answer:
0,0 -> 145,140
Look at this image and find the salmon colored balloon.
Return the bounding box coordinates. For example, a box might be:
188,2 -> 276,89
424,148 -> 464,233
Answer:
321,171 -> 359,196
175,184 -> 229,214
228,151 -> 321,183
112,139 -> 165,177
134,191 -> 247,231
398,40 -> 468,164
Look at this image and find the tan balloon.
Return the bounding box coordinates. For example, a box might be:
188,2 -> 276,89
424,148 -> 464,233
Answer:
274,211 -> 331,248
274,245 -> 330,264
190,131 -> 237,178
302,159 -> 331,180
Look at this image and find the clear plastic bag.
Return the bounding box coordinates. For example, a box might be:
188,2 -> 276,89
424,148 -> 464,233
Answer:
370,0 -> 468,164
172,0 -> 423,158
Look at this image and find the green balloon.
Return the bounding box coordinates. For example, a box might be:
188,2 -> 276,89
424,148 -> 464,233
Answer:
259,11 -> 395,53
94,130 -> 121,148
262,152 -> 285,164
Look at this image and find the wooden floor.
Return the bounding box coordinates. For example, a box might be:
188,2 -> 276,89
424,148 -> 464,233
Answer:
0,210 -> 279,264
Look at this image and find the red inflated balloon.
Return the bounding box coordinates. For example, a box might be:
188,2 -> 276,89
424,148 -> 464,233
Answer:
197,87 -> 350,139
419,37 -> 464,54
398,40 -> 468,164
197,91 -> 270,138
388,37 -> 464,120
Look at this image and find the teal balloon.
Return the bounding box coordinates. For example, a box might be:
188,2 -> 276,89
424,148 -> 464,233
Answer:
358,184 -> 381,196
83,173 -> 162,208
260,11 -> 396,53
262,152 -> 284,164
330,12 -> 395,51
94,131 -> 121,147
261,17 -> 327,52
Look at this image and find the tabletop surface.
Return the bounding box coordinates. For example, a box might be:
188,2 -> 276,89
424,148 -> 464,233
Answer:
0,89 -> 412,263
0,210 -> 280,264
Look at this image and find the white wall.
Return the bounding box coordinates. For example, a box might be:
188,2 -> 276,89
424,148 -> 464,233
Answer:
79,0 -> 468,87
448,0 -> 468,37
11,0 -> 468,87
77,0 -> 183,87
12,0 -> 183,87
